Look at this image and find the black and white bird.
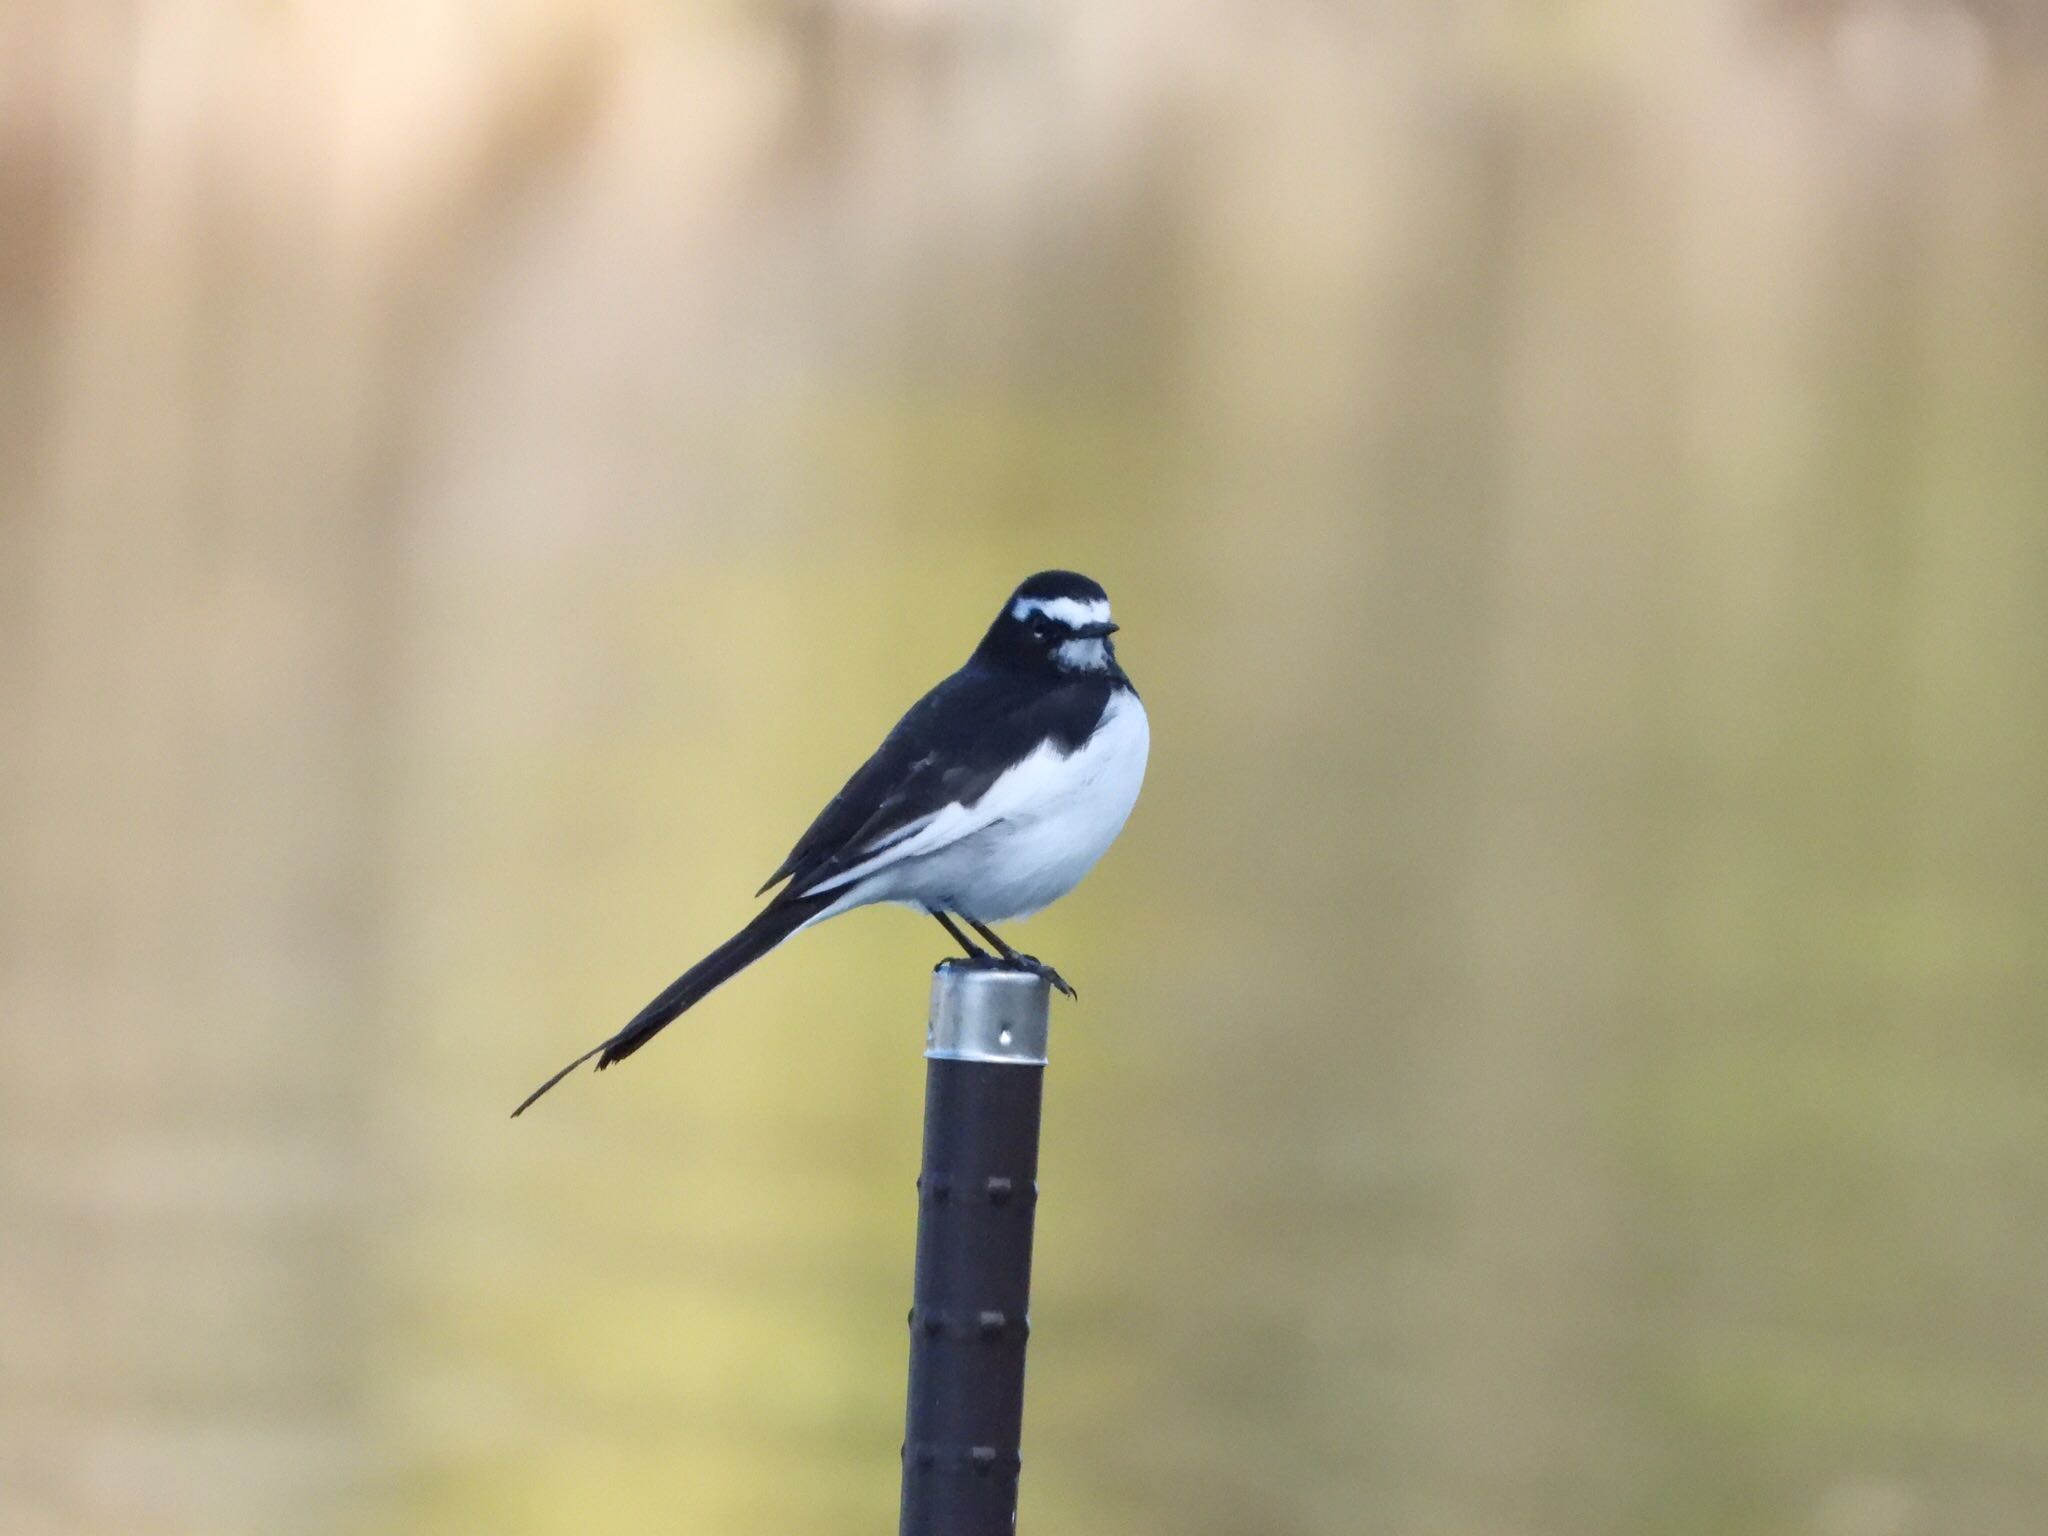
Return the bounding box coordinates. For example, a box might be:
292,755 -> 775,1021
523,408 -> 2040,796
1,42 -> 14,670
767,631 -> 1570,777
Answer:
513,570 -> 1148,1115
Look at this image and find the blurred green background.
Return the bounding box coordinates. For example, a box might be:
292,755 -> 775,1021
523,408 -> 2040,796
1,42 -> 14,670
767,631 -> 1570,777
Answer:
4,4 -> 2047,1535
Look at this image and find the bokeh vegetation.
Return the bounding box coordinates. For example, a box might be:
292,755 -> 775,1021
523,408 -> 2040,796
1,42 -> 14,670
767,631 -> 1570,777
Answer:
4,4 -> 2046,1535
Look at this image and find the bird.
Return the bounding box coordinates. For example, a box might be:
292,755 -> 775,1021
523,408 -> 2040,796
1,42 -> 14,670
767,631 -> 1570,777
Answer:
512,569 -> 1149,1116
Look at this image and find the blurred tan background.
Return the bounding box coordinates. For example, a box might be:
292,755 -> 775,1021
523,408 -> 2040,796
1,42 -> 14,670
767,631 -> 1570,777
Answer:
4,3 -> 2047,1534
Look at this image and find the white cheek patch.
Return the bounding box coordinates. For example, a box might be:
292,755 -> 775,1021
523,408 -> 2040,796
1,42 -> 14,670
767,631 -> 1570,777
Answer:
1053,637 -> 1110,671
1011,595 -> 1112,629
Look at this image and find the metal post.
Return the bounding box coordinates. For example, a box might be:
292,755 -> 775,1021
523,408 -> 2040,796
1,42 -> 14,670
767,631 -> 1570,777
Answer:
899,965 -> 1052,1536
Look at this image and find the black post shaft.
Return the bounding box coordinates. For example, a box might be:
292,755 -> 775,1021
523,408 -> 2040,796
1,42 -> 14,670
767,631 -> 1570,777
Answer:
899,966 -> 1052,1536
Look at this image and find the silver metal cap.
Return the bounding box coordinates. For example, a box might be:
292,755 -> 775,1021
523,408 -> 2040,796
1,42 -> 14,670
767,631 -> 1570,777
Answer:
925,966 -> 1051,1064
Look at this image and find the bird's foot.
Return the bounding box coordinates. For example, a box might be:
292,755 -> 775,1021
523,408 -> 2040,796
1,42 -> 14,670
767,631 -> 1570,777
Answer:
933,952 -> 1077,998
1007,953 -> 1077,1000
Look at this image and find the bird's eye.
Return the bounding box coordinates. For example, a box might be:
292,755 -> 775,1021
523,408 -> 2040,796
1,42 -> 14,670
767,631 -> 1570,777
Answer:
1030,616 -> 1052,638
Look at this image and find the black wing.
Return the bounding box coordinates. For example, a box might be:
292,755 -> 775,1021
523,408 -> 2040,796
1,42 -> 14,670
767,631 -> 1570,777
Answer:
756,662 -> 1112,902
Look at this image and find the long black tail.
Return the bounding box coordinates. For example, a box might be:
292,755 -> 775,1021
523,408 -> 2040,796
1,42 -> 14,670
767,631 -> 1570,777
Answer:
511,893 -> 828,1117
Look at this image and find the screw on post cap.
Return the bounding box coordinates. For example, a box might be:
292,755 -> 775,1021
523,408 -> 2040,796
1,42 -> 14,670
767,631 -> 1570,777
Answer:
926,966 -> 1051,1064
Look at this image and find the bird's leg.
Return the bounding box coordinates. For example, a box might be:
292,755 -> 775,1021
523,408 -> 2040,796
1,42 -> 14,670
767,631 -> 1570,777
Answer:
930,910 -> 992,964
967,919 -> 1077,999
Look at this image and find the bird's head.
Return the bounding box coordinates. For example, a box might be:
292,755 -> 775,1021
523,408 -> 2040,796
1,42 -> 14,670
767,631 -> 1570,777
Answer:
977,570 -> 1124,678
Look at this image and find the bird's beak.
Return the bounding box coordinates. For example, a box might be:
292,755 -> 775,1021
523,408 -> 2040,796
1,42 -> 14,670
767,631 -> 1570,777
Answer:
1071,621 -> 1119,639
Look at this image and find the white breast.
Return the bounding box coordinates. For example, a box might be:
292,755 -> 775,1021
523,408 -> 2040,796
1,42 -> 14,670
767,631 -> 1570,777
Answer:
834,688 -> 1150,925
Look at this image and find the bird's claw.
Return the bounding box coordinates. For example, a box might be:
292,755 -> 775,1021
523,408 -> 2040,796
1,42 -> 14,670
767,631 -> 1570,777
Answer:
1014,954 -> 1077,1000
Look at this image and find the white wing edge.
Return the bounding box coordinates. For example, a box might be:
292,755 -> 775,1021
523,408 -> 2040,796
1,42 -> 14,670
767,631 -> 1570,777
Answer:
799,738 -> 1076,897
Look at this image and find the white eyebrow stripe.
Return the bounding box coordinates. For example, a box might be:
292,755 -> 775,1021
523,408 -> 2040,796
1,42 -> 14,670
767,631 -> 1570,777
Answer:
1010,596 -> 1111,628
